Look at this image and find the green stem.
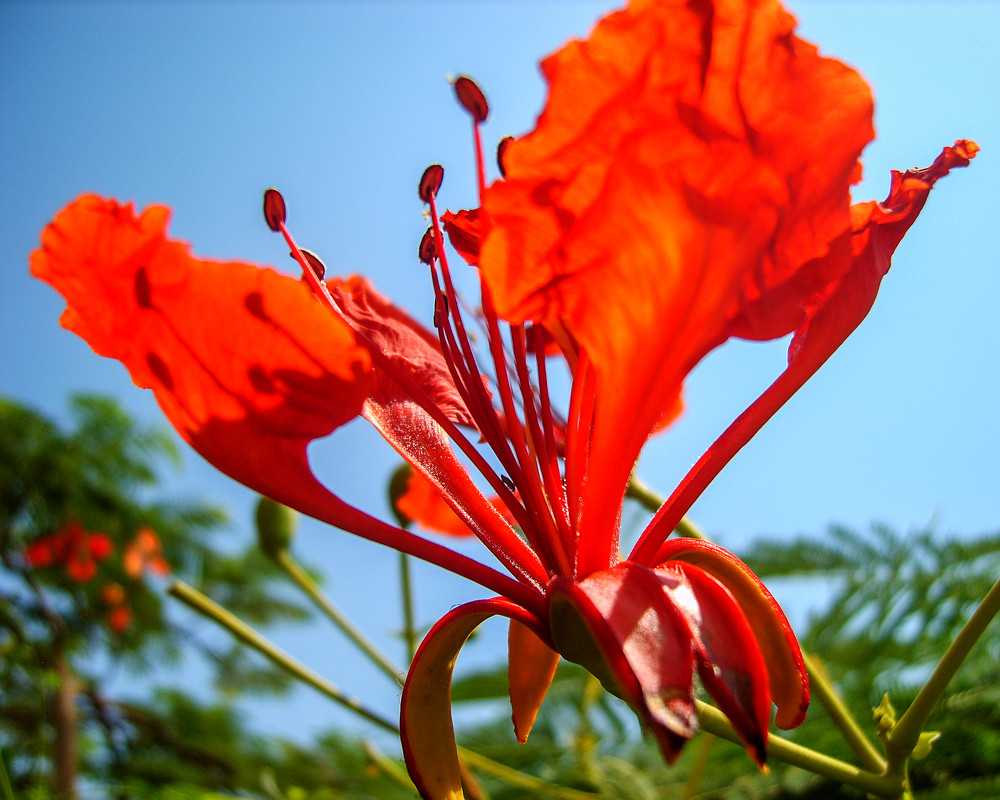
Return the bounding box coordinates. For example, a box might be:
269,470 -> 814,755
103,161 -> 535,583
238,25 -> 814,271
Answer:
803,652 -> 886,773
0,748 -> 15,800
628,473 -> 884,774
886,575 -> 1000,770
362,738 -> 418,790
170,581 -> 596,799
625,474 -> 705,540
695,701 -> 902,798
399,552 -> 418,664
169,580 -> 399,734
457,747 -> 597,800
681,735 -> 715,800
274,550 -> 404,685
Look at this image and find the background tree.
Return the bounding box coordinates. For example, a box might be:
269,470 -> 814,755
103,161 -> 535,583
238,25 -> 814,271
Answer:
0,395 -> 318,799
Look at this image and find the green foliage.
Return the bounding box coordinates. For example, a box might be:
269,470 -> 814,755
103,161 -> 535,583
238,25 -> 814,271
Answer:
435,522 -> 1000,799
5,394 -> 998,799
0,394 -> 318,798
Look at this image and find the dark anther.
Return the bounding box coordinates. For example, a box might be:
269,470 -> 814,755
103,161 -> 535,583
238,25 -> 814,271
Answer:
134,267 -> 153,309
433,292 -> 448,328
501,474 -> 516,492
453,76 -> 489,123
298,248 -> 327,280
497,136 -> 514,178
418,227 -> 438,265
419,164 -> 445,203
263,188 -> 286,232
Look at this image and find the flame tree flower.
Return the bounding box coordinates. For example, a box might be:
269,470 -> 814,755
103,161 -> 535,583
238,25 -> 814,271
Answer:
30,0 -> 974,796
25,520 -> 114,584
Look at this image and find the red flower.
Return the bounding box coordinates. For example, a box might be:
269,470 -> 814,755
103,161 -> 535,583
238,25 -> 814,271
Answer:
100,582 -> 134,632
123,526 -> 170,578
25,520 -> 114,583
30,0 -> 976,795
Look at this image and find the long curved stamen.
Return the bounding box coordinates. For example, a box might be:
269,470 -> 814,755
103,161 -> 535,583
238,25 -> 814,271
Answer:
455,78 -> 573,576
424,196 -> 529,498
266,192 -> 549,587
523,326 -> 575,556
565,351 -> 596,564
422,231 -> 536,536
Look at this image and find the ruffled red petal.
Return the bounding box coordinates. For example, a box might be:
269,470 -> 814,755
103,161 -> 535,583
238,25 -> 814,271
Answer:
31,195 -> 373,518
481,0 -> 874,574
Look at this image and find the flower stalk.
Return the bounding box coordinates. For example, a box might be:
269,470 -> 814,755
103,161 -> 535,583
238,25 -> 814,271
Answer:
695,701 -> 901,798
271,549 -> 405,686
399,553 -> 419,663
168,580 -> 400,733
169,580 -> 599,799
885,575 -> 1000,774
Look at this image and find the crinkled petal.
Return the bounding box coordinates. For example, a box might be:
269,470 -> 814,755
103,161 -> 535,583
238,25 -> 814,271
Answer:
631,141 -> 978,574
29,196 -> 537,603
30,195 -> 373,516
441,208 -> 482,267
481,0 -> 874,572
401,599 -> 546,800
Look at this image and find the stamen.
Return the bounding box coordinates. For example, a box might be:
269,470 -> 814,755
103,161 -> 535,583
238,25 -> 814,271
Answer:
481,285 -> 571,575
515,324 -> 574,555
452,76 -> 489,123
423,216 -> 535,535
423,190 -> 527,497
261,189 -> 546,586
263,187 -> 286,232
297,248 -> 326,280
418,164 -> 445,203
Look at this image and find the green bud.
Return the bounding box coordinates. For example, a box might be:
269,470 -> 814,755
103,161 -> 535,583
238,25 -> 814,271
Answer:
912,731 -> 941,760
873,694 -> 897,736
255,496 -> 298,558
387,463 -> 414,529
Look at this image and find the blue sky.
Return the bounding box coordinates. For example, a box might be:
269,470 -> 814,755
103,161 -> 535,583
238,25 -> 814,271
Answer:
2,0 -> 998,748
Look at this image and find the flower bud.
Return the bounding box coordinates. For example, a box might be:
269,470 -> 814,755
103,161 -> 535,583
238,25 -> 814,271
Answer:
419,164 -> 444,203
255,496 -> 298,558
453,76 -> 489,123
263,188 -> 286,232
388,463 -> 414,529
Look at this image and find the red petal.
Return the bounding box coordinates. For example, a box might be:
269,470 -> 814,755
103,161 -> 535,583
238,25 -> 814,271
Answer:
31,198 -> 548,608
481,0 -> 874,572
329,276 -> 475,428
441,208 -> 482,267
394,467 -> 476,538
548,564 -> 698,763
631,141 -> 978,569
657,563 -> 770,763
654,539 -> 808,729
507,619 -> 560,744
401,599 -> 545,800
30,195 -> 373,519
331,277 -> 547,586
